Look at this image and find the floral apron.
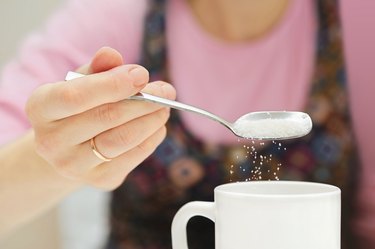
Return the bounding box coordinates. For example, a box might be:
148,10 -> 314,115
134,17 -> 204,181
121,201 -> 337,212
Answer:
106,0 -> 360,248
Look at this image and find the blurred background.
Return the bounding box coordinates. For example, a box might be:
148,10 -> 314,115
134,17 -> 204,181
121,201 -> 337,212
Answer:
0,0 -> 61,68
0,1 -> 109,248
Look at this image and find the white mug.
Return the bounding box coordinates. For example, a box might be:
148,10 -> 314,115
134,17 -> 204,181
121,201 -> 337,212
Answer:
172,181 -> 341,249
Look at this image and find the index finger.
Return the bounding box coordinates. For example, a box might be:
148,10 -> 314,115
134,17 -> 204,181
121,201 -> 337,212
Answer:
29,65 -> 149,121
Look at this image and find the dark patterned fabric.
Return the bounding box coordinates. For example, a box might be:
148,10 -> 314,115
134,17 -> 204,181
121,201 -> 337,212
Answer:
106,0 -> 359,248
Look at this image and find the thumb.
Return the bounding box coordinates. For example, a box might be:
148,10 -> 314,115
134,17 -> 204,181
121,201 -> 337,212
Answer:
76,47 -> 124,74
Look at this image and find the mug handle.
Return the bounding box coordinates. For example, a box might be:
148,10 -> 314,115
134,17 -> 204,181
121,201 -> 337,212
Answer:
171,201 -> 215,249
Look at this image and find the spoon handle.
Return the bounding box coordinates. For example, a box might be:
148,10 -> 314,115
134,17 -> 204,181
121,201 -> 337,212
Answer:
129,93 -> 232,129
65,71 -> 232,130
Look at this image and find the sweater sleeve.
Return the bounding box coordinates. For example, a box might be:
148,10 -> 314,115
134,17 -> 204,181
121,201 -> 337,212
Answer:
0,0 -> 147,145
340,0 -> 375,246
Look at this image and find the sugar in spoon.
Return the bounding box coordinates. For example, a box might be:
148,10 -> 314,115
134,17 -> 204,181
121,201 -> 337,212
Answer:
66,71 -> 312,140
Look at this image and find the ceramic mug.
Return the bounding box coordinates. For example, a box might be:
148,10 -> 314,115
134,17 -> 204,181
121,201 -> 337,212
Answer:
172,181 -> 341,249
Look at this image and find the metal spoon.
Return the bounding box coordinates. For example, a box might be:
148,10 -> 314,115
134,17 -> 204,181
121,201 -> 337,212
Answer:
65,71 -> 312,140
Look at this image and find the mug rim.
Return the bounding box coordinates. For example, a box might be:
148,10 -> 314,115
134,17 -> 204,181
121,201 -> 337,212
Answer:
215,180 -> 340,198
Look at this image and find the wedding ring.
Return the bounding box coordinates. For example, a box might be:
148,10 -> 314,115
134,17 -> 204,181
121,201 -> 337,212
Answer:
90,137 -> 113,162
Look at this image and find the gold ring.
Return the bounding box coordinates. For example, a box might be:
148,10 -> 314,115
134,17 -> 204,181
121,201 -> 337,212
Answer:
90,137 -> 113,162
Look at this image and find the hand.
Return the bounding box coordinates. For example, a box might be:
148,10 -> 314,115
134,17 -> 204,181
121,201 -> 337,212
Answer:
25,47 -> 176,190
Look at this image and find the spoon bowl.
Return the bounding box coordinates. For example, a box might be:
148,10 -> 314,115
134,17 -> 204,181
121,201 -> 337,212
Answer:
66,71 -> 313,140
232,111 -> 312,140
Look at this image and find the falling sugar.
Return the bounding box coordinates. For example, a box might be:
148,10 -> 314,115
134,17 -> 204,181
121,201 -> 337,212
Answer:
227,139 -> 287,181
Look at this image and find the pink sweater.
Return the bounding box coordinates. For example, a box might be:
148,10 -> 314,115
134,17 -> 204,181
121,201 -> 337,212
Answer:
0,0 -> 374,244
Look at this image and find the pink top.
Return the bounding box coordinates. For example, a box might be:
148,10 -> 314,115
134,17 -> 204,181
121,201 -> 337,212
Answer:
0,0 -> 374,244
167,0 -> 316,143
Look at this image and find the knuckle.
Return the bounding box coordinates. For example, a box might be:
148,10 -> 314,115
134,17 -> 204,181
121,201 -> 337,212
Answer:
116,127 -> 135,147
143,81 -> 166,96
34,132 -> 58,156
149,108 -> 170,127
60,85 -> 85,108
136,139 -> 155,154
100,126 -> 134,149
52,153 -> 84,180
34,138 -> 80,179
107,71 -> 126,96
94,103 -> 122,123
156,108 -> 170,122
25,86 -> 47,121
145,81 -> 176,99
137,127 -> 166,153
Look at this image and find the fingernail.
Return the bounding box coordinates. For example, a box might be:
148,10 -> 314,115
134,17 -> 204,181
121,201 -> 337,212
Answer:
129,66 -> 149,87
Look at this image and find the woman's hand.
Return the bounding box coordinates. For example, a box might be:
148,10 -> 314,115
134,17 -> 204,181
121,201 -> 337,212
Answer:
25,47 -> 176,190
